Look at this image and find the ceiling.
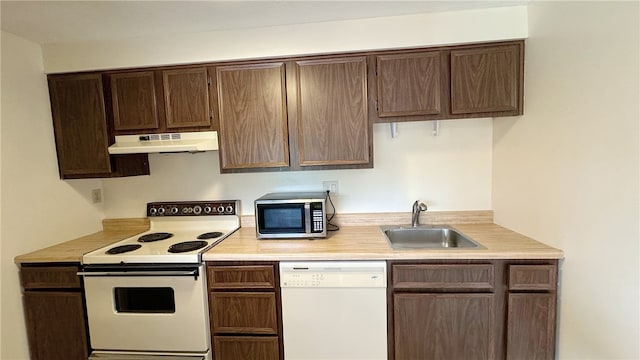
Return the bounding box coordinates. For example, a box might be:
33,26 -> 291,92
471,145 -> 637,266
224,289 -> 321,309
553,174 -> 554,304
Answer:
1,1 -> 527,45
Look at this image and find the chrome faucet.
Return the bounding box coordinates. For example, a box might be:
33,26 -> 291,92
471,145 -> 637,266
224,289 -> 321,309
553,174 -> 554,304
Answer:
411,200 -> 428,227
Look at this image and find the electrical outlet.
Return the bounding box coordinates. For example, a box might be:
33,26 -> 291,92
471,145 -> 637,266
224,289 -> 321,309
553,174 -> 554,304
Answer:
91,189 -> 102,204
322,181 -> 339,196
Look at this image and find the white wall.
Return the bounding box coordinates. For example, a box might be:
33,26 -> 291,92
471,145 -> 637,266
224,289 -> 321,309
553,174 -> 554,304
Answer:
104,119 -> 493,217
492,2 -> 639,359
0,31 -> 105,360
41,5 -> 528,73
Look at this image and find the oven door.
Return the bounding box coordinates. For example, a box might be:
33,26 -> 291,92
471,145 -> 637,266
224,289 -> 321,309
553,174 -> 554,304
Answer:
81,264 -> 210,353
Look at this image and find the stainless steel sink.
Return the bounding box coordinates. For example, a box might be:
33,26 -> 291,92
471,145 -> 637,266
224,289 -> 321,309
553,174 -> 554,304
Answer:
381,225 -> 484,249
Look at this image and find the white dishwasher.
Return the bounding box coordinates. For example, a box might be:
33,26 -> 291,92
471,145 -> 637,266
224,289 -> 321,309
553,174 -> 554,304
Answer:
279,261 -> 387,360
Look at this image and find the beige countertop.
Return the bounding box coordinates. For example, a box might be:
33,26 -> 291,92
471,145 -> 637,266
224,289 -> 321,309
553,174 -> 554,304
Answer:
14,219 -> 150,264
203,223 -> 563,261
14,212 -> 563,264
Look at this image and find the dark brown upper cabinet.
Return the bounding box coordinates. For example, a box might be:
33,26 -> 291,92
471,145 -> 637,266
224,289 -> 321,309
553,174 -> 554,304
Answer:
289,56 -> 372,170
450,42 -> 523,116
372,50 -> 447,122
107,67 -> 213,135
212,56 -> 372,173
163,67 -> 212,129
110,71 -> 159,132
370,40 -> 524,123
211,62 -> 290,171
48,73 -> 149,179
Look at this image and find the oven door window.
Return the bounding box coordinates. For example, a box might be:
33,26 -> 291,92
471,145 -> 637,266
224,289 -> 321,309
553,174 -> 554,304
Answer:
114,287 -> 175,313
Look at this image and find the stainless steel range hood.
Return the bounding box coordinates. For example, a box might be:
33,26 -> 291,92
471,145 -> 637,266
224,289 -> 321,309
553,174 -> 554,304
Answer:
108,131 -> 218,154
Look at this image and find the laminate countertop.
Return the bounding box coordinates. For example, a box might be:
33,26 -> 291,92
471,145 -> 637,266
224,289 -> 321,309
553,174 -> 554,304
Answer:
14,219 -> 150,264
14,213 -> 563,264
203,222 -> 563,261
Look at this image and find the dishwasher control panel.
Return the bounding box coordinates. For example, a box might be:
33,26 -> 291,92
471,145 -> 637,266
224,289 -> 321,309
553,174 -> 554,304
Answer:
279,261 -> 386,288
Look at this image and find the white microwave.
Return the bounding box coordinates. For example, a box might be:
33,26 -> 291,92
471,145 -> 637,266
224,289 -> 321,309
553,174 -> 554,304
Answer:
254,192 -> 327,239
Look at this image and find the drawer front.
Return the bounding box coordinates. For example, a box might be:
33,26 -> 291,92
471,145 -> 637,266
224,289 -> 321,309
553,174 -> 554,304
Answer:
392,264 -> 494,290
213,336 -> 279,360
208,265 -> 275,290
508,265 -> 557,291
210,292 -> 278,334
21,266 -> 81,289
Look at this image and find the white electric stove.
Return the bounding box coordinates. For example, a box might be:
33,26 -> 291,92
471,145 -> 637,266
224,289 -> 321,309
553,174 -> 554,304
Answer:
80,200 -> 240,360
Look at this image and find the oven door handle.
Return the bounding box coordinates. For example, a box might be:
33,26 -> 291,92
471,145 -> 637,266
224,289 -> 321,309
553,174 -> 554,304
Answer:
77,270 -> 199,279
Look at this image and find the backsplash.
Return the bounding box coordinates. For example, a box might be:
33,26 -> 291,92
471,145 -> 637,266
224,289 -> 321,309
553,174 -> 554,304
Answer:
103,119 -> 493,217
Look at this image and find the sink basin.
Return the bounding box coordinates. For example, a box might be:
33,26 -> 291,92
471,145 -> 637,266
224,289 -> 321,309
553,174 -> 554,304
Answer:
381,225 -> 483,250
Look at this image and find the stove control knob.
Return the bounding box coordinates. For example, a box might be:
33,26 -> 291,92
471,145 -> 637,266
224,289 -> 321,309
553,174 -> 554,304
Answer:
193,205 -> 202,215
149,207 -> 157,215
182,207 -> 189,214
204,206 -> 212,214
170,207 -> 179,215
217,205 -> 225,213
157,207 -> 166,215
225,205 -> 234,214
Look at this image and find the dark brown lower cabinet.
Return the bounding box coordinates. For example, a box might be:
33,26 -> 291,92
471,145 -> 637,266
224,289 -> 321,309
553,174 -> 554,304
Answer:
394,293 -> 494,360
207,262 -> 282,360
213,336 -> 279,360
20,264 -> 89,360
390,260 -> 558,360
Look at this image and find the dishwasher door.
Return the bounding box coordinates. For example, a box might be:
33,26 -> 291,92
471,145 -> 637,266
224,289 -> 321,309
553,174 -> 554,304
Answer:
279,261 -> 387,360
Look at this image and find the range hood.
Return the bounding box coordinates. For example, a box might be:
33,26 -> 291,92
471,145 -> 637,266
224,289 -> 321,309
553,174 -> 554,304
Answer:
108,131 -> 218,154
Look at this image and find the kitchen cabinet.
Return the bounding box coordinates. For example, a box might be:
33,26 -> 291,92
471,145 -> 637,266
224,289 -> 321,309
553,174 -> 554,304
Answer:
107,66 -> 213,135
211,62 -> 289,171
212,56 -> 372,172
506,264 -> 558,359
20,264 -> 90,360
48,73 -> 149,179
371,50 -> 447,122
370,40 -> 524,123
391,263 -> 495,359
207,262 -> 282,360
450,42 -> 523,116
389,260 -> 558,360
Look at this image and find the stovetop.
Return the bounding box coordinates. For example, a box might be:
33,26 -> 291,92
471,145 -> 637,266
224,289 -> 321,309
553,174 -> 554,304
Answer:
83,200 -> 240,265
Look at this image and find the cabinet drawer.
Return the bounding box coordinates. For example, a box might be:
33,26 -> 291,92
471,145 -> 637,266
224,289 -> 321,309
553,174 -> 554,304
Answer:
208,265 -> 275,290
213,336 -> 279,360
20,266 -> 81,289
508,265 -> 557,291
210,292 -> 278,334
392,264 -> 494,290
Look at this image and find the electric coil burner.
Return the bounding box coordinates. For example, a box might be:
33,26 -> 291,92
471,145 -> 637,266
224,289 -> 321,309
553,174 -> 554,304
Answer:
80,200 -> 240,360
83,200 -> 240,265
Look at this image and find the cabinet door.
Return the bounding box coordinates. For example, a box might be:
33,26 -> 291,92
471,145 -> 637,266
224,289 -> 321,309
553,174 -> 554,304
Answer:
394,293 -> 494,360
162,67 -> 212,129
49,74 -> 112,177
212,63 -> 289,171
213,336 -> 279,360
110,71 -> 159,132
23,292 -> 89,360
210,292 -> 278,334
450,43 -> 522,115
375,51 -> 443,118
507,293 -> 556,360
290,57 -> 371,168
